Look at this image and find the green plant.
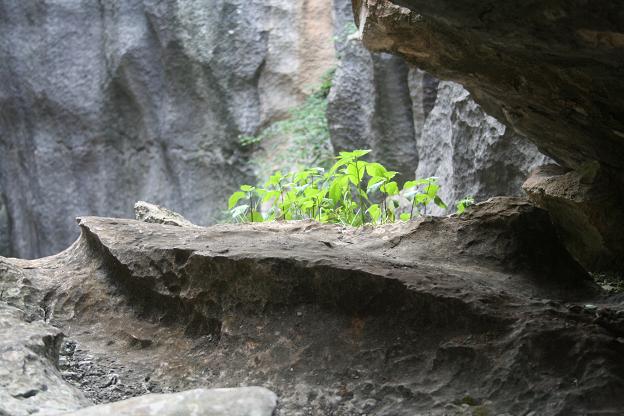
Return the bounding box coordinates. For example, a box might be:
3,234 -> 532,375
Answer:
227,149 -> 475,225
456,196 -> 475,214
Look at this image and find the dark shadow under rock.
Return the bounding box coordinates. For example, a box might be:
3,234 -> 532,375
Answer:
1,197 -> 623,415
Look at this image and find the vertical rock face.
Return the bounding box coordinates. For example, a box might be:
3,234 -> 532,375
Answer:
328,32 -> 548,207
416,81 -> 550,211
0,0 -> 336,259
0,194 -> 9,256
328,39 -> 418,180
0,0 -> 552,259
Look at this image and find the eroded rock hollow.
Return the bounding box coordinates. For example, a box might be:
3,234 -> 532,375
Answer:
2,199 -> 623,415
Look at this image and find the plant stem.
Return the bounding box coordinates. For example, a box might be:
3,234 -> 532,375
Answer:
353,160 -> 366,225
279,185 -> 285,220
250,194 -> 255,223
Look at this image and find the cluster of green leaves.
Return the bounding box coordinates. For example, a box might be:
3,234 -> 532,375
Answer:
227,149 -> 474,225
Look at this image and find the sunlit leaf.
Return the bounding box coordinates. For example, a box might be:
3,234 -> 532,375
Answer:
228,191 -> 246,209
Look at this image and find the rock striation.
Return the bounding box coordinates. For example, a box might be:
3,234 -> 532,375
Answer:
1,198 -> 623,415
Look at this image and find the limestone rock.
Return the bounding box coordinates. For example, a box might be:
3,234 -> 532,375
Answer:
523,164 -> 624,272
2,198 -> 623,415
134,201 -> 197,228
416,81 -> 550,213
62,387 -> 277,416
0,0 -> 337,259
354,0 -> 624,180
0,304 -> 89,416
352,0 -> 624,266
328,34 -> 548,207
328,39 -> 418,180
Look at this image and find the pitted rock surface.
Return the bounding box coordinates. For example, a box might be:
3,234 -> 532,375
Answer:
62,387 -> 277,416
1,198 -> 623,415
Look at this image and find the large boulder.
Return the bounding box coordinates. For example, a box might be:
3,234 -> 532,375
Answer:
352,0 -> 624,268
2,198 -> 623,415
353,0 -> 624,178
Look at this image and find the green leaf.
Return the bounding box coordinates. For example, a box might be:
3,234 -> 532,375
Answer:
367,177 -> 384,193
351,149 -> 371,158
384,181 -> 399,196
262,190 -> 280,203
367,204 -> 381,222
400,213 -> 411,221
230,204 -> 249,219
346,161 -> 366,184
264,172 -> 283,187
456,196 -> 475,215
415,193 -> 429,204
426,184 -> 440,198
366,162 -> 388,178
240,184 -> 254,192
250,211 -> 264,222
403,180 -> 417,190
329,175 -> 348,203
228,191 -> 246,209
434,195 -> 448,209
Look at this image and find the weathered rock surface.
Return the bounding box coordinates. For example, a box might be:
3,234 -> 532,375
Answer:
417,81 -> 550,212
328,36 -> 418,180
353,0 -> 624,267
134,201 -> 197,228
0,304 -> 89,416
0,0 -> 559,262
328,32 -> 548,206
0,0 -> 336,259
523,165 -> 624,273
1,198 -> 623,415
62,387 -> 277,416
354,0 -> 624,178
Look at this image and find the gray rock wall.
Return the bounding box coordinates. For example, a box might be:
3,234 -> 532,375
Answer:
0,0 -> 550,259
416,80 -> 551,213
0,0 -> 336,259
328,34 -> 549,211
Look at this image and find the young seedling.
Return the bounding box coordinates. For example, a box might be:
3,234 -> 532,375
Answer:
227,149 -> 471,226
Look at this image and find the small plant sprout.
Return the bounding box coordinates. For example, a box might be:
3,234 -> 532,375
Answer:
228,185 -> 264,223
456,196 -> 475,215
226,150 -> 474,225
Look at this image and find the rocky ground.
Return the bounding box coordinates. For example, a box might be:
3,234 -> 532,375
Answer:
1,198 -> 623,415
